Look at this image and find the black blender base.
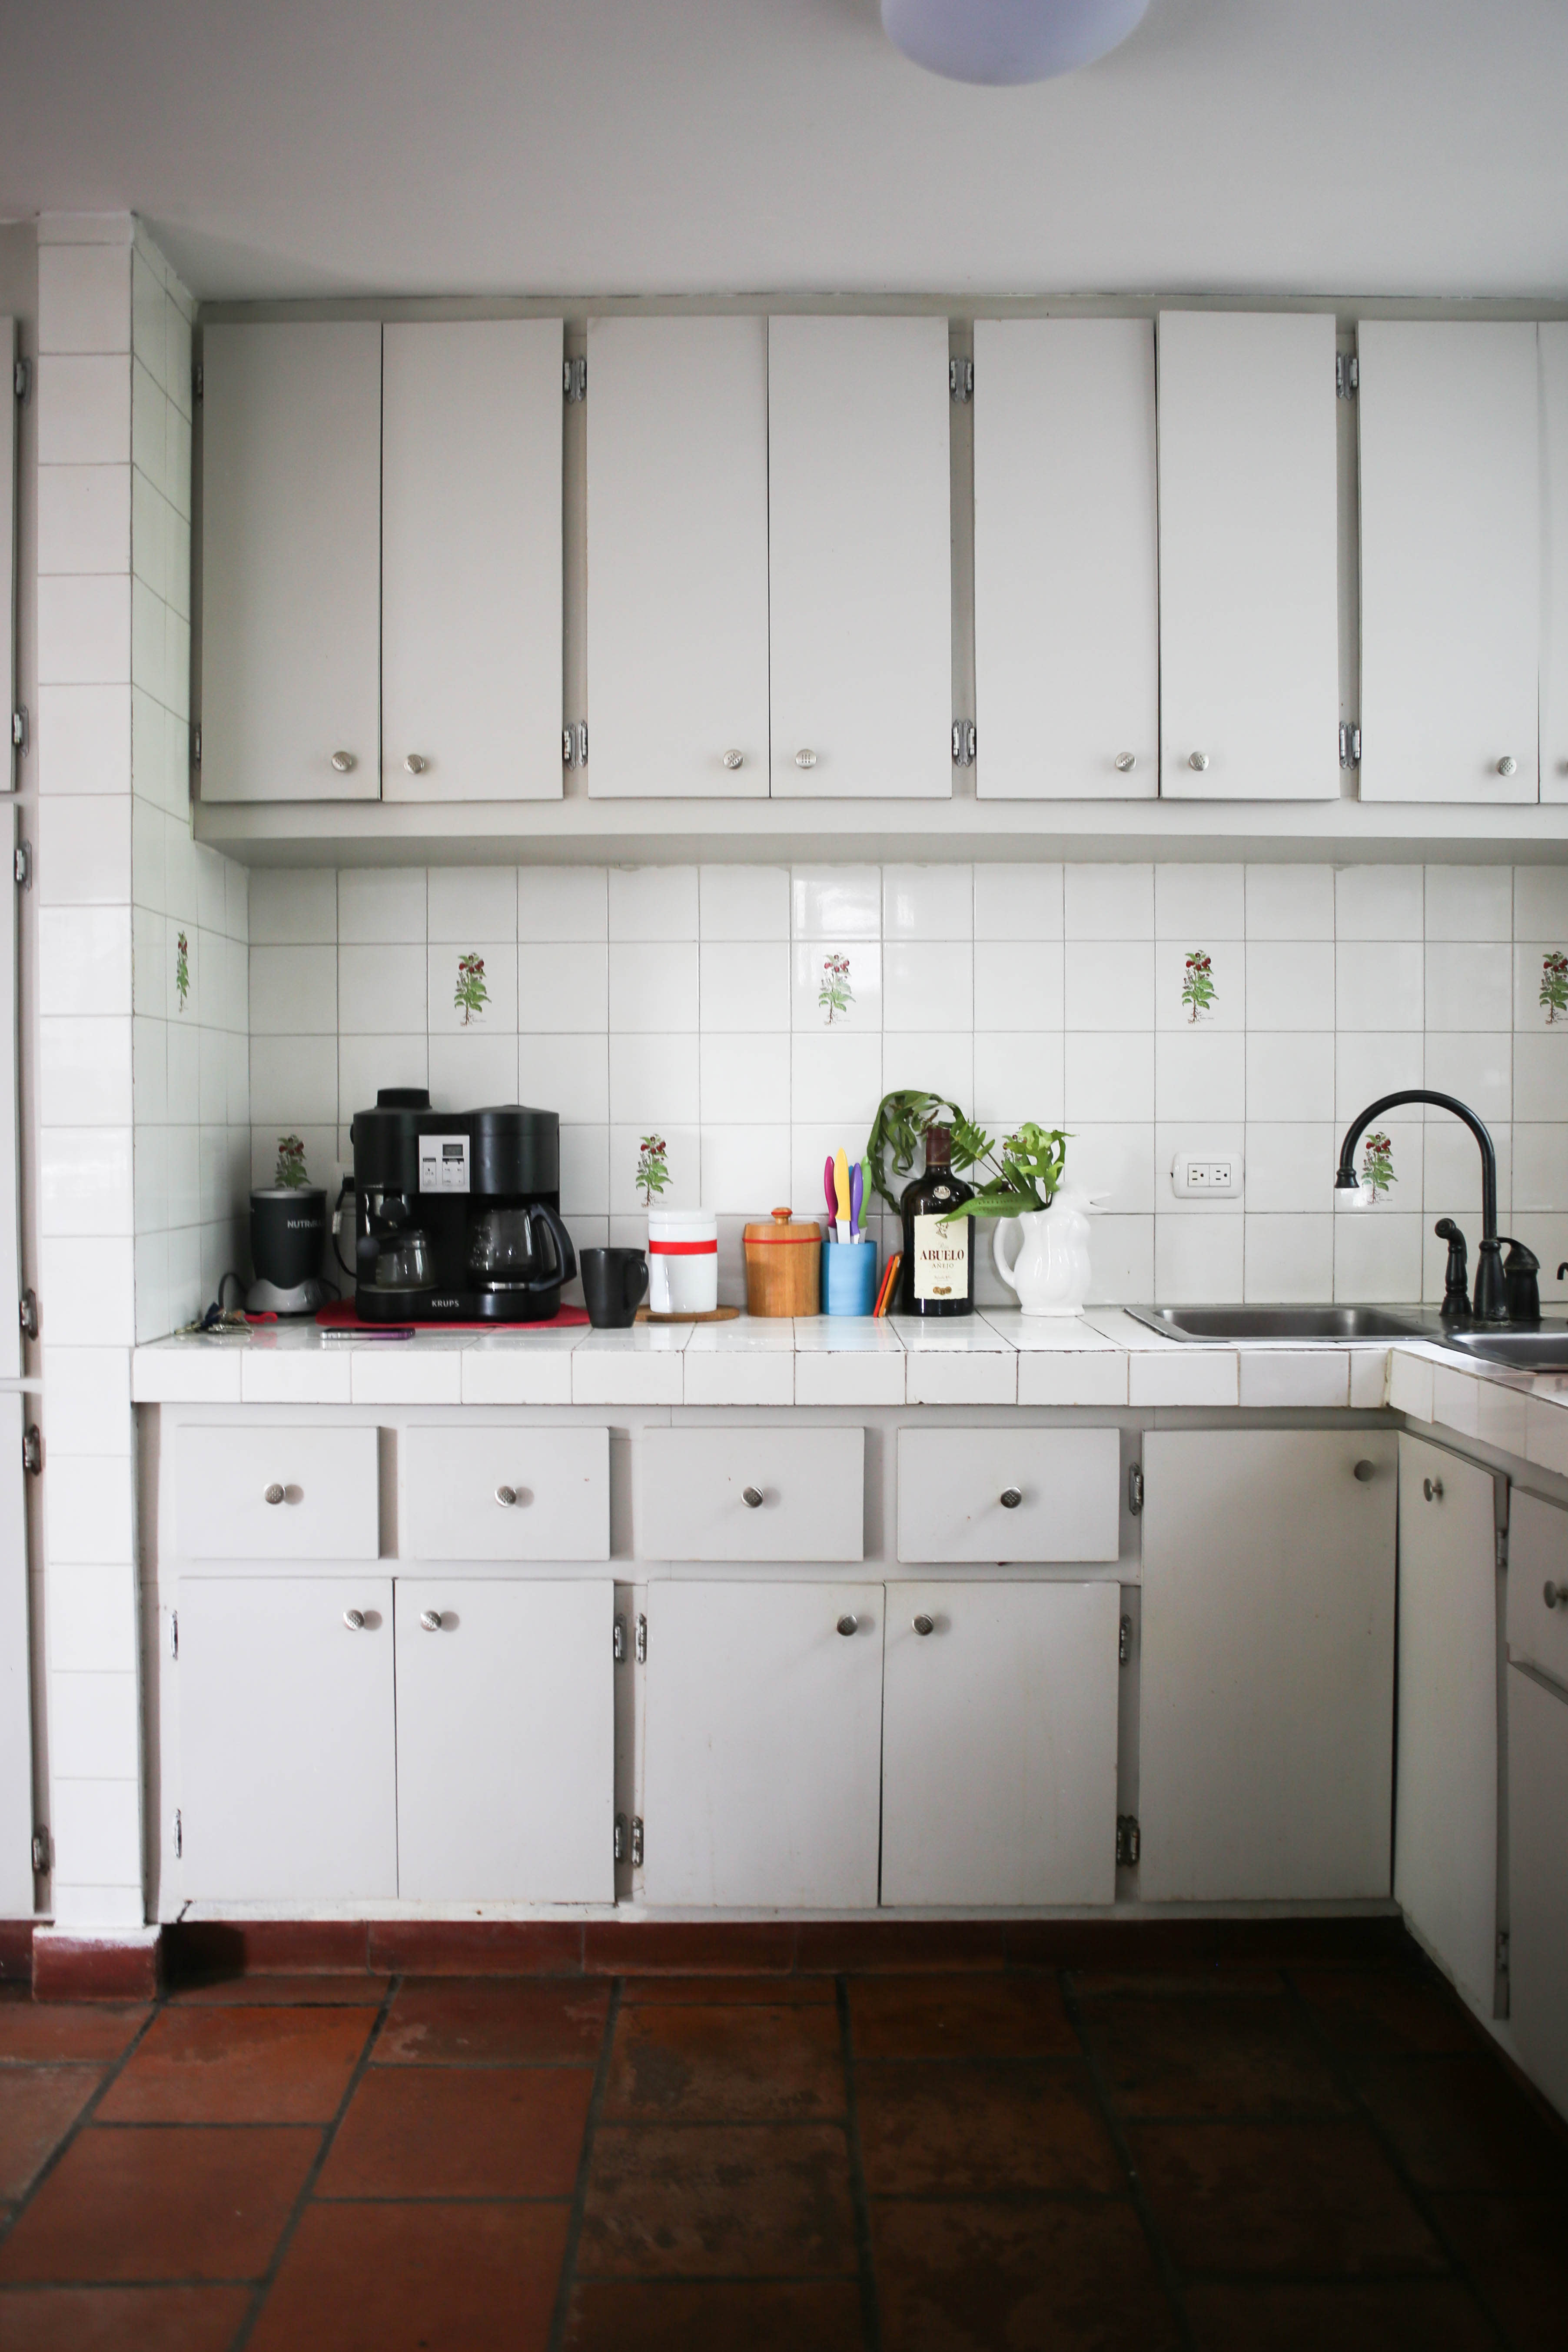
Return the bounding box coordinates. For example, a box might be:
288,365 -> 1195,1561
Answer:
354,1287 -> 564,1324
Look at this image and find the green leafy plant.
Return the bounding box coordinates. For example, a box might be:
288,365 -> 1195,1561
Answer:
1542,951 -> 1568,1024
943,1116 -> 1071,1222
865,1090 -> 965,1213
175,930 -> 189,1012
1362,1131 -> 1395,1199
818,950 -> 854,1025
636,1133 -> 670,1208
1181,949 -> 1216,1023
274,1134 -> 309,1189
454,952 -> 488,1025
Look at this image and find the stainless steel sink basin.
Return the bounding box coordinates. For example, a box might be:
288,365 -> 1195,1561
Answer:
1438,1329 -> 1568,1373
1125,1305 -> 1429,1344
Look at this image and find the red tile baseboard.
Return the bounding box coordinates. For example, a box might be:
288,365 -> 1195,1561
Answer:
31,1928 -> 163,2002
0,1920 -> 35,1983
168,1921 -> 373,1980
367,1920 -> 585,1976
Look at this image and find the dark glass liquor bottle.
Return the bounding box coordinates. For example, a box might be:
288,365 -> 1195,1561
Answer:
897,1125 -> 975,1316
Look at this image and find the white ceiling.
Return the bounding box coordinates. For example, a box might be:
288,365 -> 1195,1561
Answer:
1,0 -> 1565,302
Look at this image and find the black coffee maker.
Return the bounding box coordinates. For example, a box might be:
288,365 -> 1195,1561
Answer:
349,1090 -> 576,1322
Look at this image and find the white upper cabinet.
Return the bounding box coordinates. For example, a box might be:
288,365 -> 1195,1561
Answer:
1541,324 -> 1568,804
585,316 -> 769,797
382,320 -> 562,802
1157,311 -> 1339,800
973,319 -> 1158,799
768,315 -> 952,799
1359,321 -> 1540,803
201,322 -> 382,802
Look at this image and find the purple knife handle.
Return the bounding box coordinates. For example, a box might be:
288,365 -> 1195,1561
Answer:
850,1161 -> 863,1240
825,1155 -> 838,1219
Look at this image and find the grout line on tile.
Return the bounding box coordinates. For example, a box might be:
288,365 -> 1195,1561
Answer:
836,1976 -> 884,2352
0,1997 -> 162,2258
545,1977 -> 623,2352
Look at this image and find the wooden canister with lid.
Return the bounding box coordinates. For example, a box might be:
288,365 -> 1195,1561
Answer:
743,1207 -> 823,1317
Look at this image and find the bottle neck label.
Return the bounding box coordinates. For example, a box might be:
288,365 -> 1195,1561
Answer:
913,1213 -> 970,1302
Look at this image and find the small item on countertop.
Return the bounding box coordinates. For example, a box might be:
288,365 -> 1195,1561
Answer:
321,1325 -> 415,1341
824,1233 -> 879,1316
850,1160 -> 864,1241
744,1207 -> 822,1317
898,1124 -> 975,1316
824,1155 -> 838,1221
582,1246 -> 648,1329
873,1253 -> 902,1317
648,1207 -> 719,1314
834,1147 -> 852,1243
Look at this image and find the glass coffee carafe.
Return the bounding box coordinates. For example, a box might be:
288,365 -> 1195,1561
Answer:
360,1190 -> 433,1293
466,1197 -> 575,1297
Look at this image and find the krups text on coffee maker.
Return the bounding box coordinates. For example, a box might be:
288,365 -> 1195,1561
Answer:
349,1090 -> 576,1322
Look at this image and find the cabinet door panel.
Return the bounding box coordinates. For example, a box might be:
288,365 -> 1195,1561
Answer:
1359,321 -> 1539,804
768,316 -> 952,800
201,323 -> 381,801
382,320 -> 562,802
403,1426 -> 608,1561
0,1394 -> 30,1918
396,1578 -> 613,1904
883,1580 -> 1120,1906
1507,1664 -> 1568,2118
896,1427 -> 1120,1563
1505,1491 -> 1568,1687
1542,324 -> 1568,804
586,317 -> 769,797
1158,311 -> 1339,800
974,319 -> 1157,799
639,1426 -> 864,1563
179,1575 -> 396,1902
1140,1431 -> 1396,1901
1395,1435 -> 1499,2011
175,1425 -> 378,1561
641,1581 -> 883,1907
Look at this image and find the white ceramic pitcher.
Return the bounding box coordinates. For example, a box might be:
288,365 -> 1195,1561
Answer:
993,1187 -> 1099,1318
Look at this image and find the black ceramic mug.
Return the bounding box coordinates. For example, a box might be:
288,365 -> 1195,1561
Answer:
581,1246 -> 648,1329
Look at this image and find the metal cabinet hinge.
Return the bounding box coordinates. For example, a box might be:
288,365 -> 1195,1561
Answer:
614,1813 -> 627,1863
11,705 -> 28,754
562,721 -> 587,770
613,1614 -> 626,1663
31,1825 -> 50,1874
1116,1814 -> 1141,1867
169,1610 -> 179,1661
18,1289 -> 38,1342
630,1815 -> 644,1867
1336,352 -> 1358,400
1127,1463 -> 1144,1516
1496,1927 -> 1511,1977
193,360 -> 203,403
13,356 -> 31,405
14,840 -> 31,890
563,356 -> 587,403
635,1612 -> 647,1664
21,1424 -> 41,1475
949,355 -> 973,404
191,724 -> 202,768
951,720 -> 976,768
173,1809 -> 183,1858
1339,722 -> 1361,770
1119,1613 -> 1131,1666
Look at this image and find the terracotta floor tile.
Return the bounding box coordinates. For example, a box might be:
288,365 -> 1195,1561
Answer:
797,1921 -> 1006,1974
1071,1970 -> 1287,1999
0,2123 -> 318,2283
376,1977 -> 610,2065
0,2285 -> 253,2352
583,1921 -> 796,1976
1428,2193 -> 1568,2351
850,1971 -> 1077,2060
247,2198 -> 568,2352
1294,1969 -> 1480,2056
0,2065 -> 105,2200
317,2064 -> 592,2197
618,1974 -> 834,2006
578,2122 -> 856,2279
0,2004 -> 148,2063
1080,1991 -> 1352,2120
168,1973 -> 391,2007
872,2196 -> 1179,2352
603,2002 -> 845,2123
563,2279 -> 865,2350
1127,2119 -> 1445,2278
97,2004 -> 376,2125
1183,2278 -> 1499,2350
1352,2055 -> 1568,2192
855,2059 -> 1122,2197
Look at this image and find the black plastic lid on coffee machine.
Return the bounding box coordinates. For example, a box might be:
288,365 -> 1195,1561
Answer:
470,1105 -> 559,1196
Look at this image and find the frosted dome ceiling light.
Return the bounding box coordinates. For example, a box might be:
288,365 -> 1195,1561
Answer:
881,0 -> 1151,85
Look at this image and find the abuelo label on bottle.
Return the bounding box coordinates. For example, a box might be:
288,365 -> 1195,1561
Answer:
913,1213 -> 970,1302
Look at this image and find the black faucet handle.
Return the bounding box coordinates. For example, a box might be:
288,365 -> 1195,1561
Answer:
1498,1236 -> 1539,1272
1498,1237 -> 1542,1326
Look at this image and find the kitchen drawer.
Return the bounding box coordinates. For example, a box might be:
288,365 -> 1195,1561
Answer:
896,1428 -> 1120,1564
639,1427 -> 864,1562
176,1425 -> 379,1561
402,1426 -> 609,1561
1508,1491 -> 1568,1688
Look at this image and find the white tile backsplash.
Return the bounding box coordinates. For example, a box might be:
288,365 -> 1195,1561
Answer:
1065,862 -> 1153,939
699,863 -> 789,941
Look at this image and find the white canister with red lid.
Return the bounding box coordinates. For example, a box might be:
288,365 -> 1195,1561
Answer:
647,1207 -> 719,1314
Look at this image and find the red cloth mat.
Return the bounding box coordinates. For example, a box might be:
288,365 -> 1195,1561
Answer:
316,1300 -> 591,1333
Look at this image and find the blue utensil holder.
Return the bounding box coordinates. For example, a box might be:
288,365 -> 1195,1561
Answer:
823,1236 -> 878,1316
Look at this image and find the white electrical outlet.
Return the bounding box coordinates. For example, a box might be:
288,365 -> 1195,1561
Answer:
1172,1155 -> 1242,1198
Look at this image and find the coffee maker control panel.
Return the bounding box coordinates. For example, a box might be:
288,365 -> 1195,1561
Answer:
418,1134 -> 471,1195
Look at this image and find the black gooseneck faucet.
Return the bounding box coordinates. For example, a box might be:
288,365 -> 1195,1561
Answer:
1335,1092 -> 1507,1323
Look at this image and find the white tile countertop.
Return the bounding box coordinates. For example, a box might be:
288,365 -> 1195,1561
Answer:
127,1313 -> 1568,1466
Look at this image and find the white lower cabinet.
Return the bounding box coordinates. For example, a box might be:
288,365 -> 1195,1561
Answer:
895,1428 -> 1120,1564
1139,1431 -> 1397,1902
1507,1663 -> 1568,2118
395,1579 -> 614,1904
1394,1435 -> 1501,2013
179,1576 -> 398,1904
882,1580 -> 1121,1907
641,1580 -> 884,1907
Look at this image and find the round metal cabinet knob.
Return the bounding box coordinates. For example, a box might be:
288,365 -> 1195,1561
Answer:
742,1485 -> 764,1509
1114,752 -> 1137,774
913,1614 -> 934,1637
495,1485 -> 518,1508
795,748 -> 818,770
330,750 -> 356,774
343,1609 -> 366,1631
836,1614 -> 859,1637
1000,1486 -> 1023,1509
1545,1582 -> 1568,1611
1423,1476 -> 1445,1503
264,1482 -> 286,1506
419,1608 -> 443,1633
1188,750 -> 1209,773
722,749 -> 745,771
405,753 -> 429,774
1496,755 -> 1518,777
1353,1459 -> 1375,1482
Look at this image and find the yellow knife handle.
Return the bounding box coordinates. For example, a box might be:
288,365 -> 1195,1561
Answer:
834,1147 -> 850,1222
